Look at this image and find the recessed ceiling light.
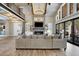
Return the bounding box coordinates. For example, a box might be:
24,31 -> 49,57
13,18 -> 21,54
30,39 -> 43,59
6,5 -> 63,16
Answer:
48,3 -> 51,5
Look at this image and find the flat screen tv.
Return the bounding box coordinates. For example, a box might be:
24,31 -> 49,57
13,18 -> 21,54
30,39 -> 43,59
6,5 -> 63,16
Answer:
35,22 -> 43,27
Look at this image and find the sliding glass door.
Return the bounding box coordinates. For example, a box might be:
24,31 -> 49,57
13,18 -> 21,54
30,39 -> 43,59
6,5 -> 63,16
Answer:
74,19 -> 79,45
65,21 -> 72,41
59,23 -> 64,39
56,24 -> 60,34
64,18 -> 79,45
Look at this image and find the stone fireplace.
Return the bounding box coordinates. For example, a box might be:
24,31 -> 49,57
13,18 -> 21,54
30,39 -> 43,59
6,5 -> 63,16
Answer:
34,22 -> 44,35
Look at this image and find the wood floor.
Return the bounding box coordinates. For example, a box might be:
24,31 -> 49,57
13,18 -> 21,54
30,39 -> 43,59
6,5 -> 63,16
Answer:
16,50 -> 65,56
0,37 -> 16,56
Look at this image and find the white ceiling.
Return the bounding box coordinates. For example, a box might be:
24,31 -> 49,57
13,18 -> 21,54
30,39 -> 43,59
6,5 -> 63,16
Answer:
45,3 -> 61,17
0,6 -> 8,14
32,3 -> 46,15
15,3 -> 28,7
0,7 -> 9,20
0,15 -> 8,20
0,3 -> 62,23
0,6 -> 23,21
15,3 -> 61,17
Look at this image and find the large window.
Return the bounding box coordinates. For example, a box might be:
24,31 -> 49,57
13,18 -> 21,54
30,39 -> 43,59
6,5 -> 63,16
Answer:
70,3 -> 74,14
59,23 -> 64,31
0,23 -> 5,35
77,3 -> 79,11
74,19 -> 79,44
64,19 -> 79,46
59,23 -> 64,39
56,24 -> 60,34
65,21 -> 72,40
62,4 -> 67,18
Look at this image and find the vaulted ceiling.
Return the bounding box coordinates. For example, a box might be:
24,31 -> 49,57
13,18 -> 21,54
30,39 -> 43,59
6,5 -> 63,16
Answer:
0,6 -> 23,22
45,3 -> 61,17
32,3 -> 46,15
0,3 -> 62,23
15,3 -> 61,17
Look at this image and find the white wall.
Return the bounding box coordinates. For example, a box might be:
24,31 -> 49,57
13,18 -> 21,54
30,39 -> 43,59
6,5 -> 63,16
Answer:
22,5 -> 33,36
13,22 -> 22,36
47,23 -> 53,36
5,21 -> 13,36
45,16 -> 56,35
5,20 -> 23,36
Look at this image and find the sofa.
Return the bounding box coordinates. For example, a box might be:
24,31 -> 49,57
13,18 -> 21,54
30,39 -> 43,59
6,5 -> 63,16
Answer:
16,35 -> 67,50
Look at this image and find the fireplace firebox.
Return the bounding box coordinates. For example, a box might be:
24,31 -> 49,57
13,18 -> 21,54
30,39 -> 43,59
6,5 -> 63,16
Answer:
34,22 -> 44,35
